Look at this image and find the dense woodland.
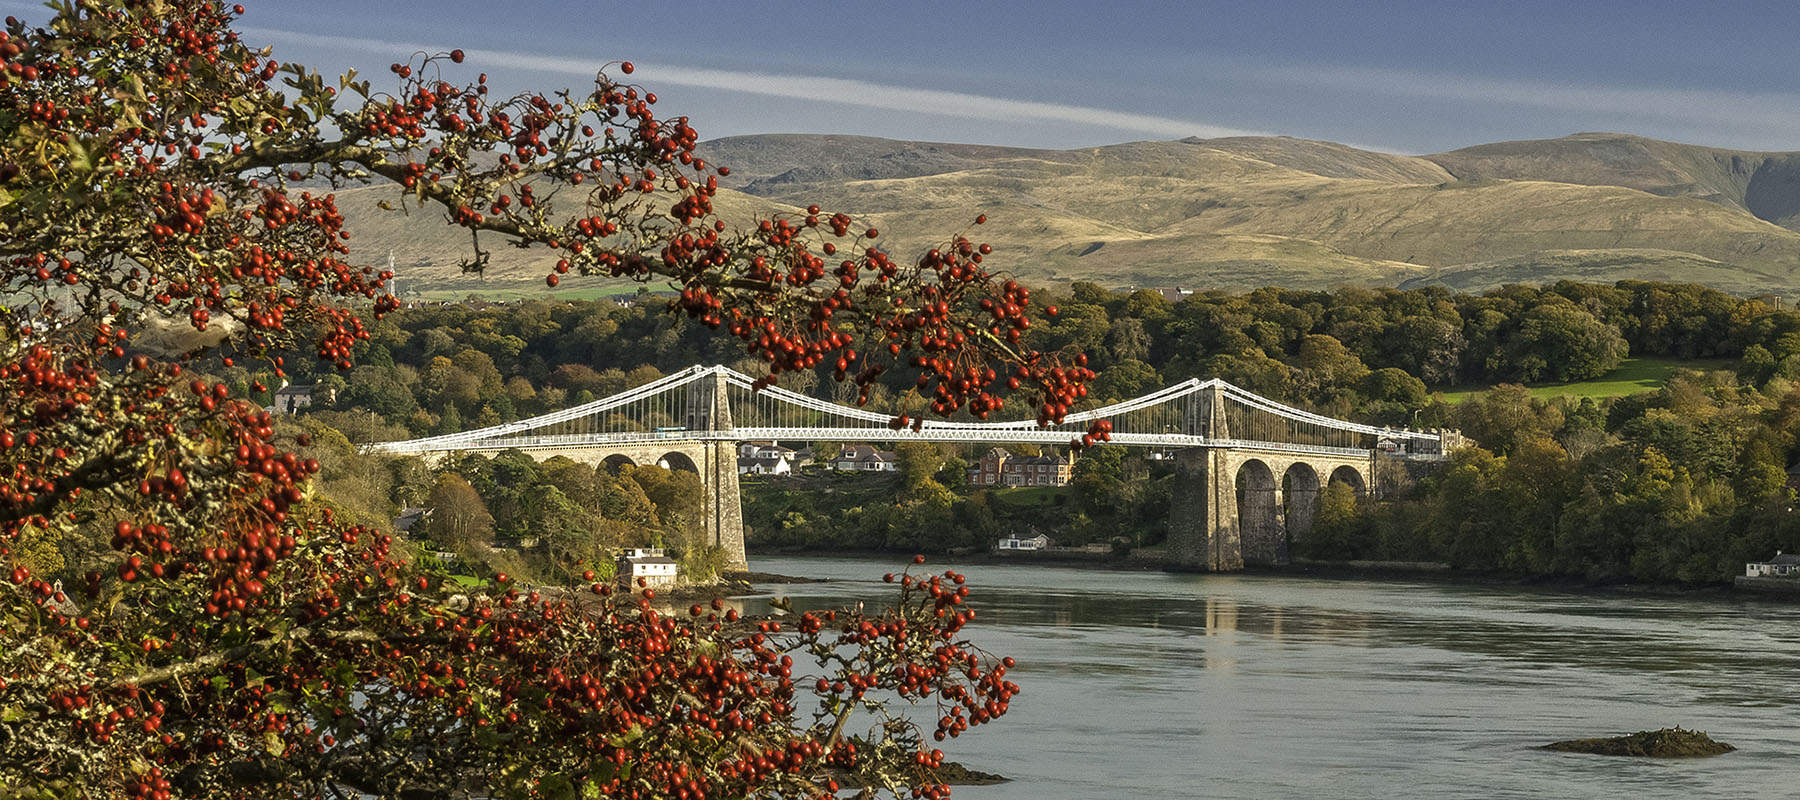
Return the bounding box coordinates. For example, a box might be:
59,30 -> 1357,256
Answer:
247,279 -> 1800,437
191,279 -> 1800,585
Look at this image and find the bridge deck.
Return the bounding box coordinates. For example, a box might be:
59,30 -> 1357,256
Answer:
366,364 -> 1449,460
374,429 -> 1393,460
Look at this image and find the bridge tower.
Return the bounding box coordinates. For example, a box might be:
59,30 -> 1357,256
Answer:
1166,383 -> 1239,570
690,368 -> 748,571
1167,449 -> 1242,571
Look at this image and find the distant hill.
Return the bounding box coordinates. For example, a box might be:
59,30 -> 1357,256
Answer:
1424,132 -> 1800,229
340,131 -> 1800,297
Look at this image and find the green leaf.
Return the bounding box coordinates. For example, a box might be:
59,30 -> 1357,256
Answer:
1,705 -> 24,722
263,730 -> 285,757
614,724 -> 644,746
66,139 -> 92,172
539,775 -> 576,800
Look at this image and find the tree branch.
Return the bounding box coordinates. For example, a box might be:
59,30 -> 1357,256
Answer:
121,624 -> 377,687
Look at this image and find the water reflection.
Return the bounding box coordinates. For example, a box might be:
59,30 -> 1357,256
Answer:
741,555 -> 1800,800
1206,596 -> 1237,634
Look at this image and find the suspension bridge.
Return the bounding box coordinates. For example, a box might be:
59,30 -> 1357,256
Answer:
370,365 -> 1453,572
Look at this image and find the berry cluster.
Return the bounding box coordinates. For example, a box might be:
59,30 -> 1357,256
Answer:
0,6 -> 400,375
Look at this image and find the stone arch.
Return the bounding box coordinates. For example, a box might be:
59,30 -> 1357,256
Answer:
600,453 -> 638,474
658,451 -> 700,474
1328,464 -> 1367,497
1282,462 -> 1322,547
1235,459 -> 1282,566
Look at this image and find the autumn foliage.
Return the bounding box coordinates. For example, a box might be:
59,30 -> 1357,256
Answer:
0,1 -> 1063,797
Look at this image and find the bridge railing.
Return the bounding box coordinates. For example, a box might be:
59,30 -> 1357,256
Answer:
365,364 -> 1451,458
376,429 -> 1396,461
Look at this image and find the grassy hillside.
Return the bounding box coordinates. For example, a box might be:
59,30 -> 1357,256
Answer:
331,132 -> 1800,297
724,137 -> 1800,294
1425,132 -> 1800,229
1437,357 -> 1735,403
1179,135 -> 1455,183
330,182 -> 801,298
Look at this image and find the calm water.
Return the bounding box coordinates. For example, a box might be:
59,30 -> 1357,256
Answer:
741,555 -> 1800,799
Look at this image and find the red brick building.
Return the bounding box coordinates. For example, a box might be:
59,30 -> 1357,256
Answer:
967,447 -> 1073,487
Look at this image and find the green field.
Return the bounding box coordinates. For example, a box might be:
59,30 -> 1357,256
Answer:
1438,357 -> 1735,403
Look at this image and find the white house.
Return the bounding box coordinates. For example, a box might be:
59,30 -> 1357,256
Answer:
618,547 -> 680,586
737,443 -> 797,476
1746,551 -> 1800,578
997,533 -> 1052,552
831,445 -> 898,472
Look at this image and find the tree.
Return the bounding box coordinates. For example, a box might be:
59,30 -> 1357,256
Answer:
1292,334 -> 1369,404
1358,367 -> 1427,407
895,441 -> 947,495
0,4 -> 1036,798
1507,304 -> 1628,383
422,474 -> 496,555
1069,444 -> 1151,536
619,464 -> 704,534
1090,358 -> 1162,403
1105,317 -> 1151,363
1455,384 -> 1564,456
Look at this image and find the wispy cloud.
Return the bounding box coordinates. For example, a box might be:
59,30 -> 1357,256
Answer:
242,27 -> 1258,141
1250,62 -> 1800,148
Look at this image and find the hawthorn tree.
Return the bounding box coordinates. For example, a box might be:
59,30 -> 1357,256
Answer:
0,1 -> 1084,797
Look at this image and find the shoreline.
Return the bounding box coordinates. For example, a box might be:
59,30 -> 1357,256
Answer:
657,569 -> 830,601
745,547 -> 1787,602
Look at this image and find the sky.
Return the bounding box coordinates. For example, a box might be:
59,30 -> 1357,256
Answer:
10,0 -> 1799,154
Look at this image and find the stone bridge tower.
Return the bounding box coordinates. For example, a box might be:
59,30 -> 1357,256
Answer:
689,368 -> 747,570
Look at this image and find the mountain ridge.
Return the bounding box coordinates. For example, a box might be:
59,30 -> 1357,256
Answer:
344,131 -> 1800,297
